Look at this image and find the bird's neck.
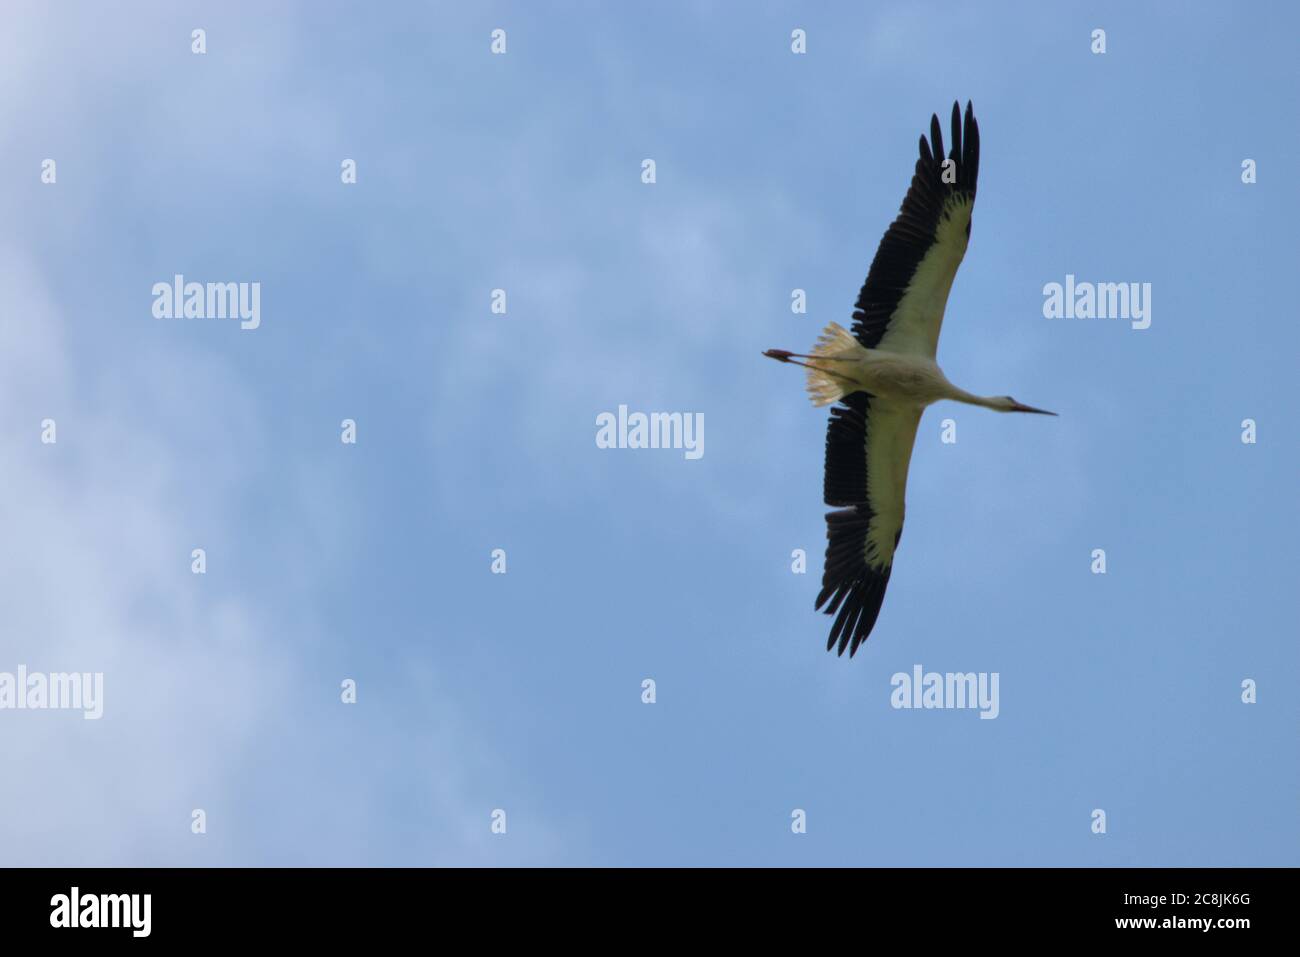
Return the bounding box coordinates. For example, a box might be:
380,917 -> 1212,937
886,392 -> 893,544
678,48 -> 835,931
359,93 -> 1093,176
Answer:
946,386 -> 1009,411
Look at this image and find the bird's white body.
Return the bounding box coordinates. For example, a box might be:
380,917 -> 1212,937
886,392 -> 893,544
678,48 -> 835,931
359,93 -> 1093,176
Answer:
802,320 -> 1041,414
817,335 -> 951,407
854,349 -> 950,407
801,319 -> 1001,410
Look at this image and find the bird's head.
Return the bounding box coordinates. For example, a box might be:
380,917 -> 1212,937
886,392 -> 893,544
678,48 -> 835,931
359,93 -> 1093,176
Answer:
996,396 -> 1057,415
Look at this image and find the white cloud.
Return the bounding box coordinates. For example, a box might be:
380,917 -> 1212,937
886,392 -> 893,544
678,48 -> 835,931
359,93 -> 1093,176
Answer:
0,247 -> 282,863
0,7 -> 572,866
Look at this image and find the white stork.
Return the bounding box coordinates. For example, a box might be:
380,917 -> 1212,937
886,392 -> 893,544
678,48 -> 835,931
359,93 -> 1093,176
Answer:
765,102 -> 1055,657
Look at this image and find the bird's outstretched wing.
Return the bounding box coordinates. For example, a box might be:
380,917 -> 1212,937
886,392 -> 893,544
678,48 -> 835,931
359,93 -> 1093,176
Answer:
817,392 -> 921,656
850,101 -> 979,359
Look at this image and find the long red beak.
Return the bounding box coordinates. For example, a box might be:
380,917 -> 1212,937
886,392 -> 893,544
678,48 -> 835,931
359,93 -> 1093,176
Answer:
1010,401 -> 1057,416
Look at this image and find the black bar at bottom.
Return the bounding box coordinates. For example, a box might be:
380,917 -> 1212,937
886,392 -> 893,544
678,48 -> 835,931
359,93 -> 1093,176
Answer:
0,866 -> 1280,941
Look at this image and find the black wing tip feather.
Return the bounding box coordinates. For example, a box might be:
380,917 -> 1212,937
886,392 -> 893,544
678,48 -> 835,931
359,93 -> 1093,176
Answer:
929,113 -> 944,169
816,566 -> 891,658
917,99 -> 979,197
962,100 -> 979,193
815,506 -> 893,657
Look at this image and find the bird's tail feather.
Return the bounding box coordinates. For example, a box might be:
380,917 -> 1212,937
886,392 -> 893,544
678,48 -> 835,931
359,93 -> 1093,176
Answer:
805,322 -> 863,407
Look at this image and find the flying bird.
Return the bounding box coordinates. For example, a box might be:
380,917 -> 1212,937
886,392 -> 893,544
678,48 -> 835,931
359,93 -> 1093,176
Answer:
764,102 -> 1055,657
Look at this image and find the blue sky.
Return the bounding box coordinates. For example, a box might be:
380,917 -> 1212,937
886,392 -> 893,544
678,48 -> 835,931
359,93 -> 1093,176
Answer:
1,1 -> 1295,866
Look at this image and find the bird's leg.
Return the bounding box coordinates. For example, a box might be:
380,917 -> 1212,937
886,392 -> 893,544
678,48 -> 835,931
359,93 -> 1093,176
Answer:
764,349 -> 855,362
762,350 -> 857,383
